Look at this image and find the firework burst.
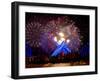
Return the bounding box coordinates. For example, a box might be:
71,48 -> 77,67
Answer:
26,16 -> 82,55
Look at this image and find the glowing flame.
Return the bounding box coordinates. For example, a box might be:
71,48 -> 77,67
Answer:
58,32 -> 64,37
66,39 -> 70,43
54,36 -> 65,45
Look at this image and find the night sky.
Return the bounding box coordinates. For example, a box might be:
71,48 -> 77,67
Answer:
25,12 -> 89,60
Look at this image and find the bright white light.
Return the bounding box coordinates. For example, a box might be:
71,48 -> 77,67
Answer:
61,38 -> 65,41
66,39 -> 70,43
58,37 -> 65,45
58,40 -> 63,45
59,32 -> 64,37
54,37 -> 57,42
54,35 -> 65,45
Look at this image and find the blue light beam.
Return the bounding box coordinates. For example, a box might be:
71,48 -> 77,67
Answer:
51,41 -> 71,57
